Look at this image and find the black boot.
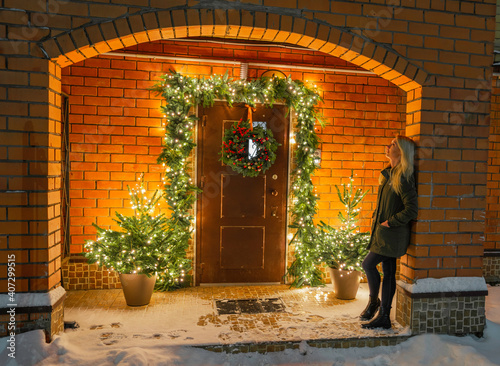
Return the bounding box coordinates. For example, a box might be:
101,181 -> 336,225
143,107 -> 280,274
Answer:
361,307 -> 391,329
359,296 -> 380,321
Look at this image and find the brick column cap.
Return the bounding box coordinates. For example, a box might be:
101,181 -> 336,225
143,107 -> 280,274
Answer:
0,286 -> 66,310
397,278 -> 488,299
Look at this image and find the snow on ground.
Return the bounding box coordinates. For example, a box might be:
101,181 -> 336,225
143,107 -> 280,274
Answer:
1,285 -> 500,366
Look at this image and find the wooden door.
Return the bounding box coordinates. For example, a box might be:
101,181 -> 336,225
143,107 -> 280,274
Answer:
196,101 -> 289,284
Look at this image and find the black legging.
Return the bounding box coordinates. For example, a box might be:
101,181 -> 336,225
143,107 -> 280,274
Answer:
362,251 -> 397,311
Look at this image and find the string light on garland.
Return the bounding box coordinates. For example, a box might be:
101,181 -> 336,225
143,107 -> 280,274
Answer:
152,70 -> 325,288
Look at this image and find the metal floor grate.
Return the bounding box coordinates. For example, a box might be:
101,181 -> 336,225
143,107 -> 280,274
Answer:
215,298 -> 286,315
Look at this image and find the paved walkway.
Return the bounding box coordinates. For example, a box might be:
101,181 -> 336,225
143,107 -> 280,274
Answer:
63,283 -> 410,353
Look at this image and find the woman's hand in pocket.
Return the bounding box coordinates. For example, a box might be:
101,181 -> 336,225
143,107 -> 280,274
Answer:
381,220 -> 390,228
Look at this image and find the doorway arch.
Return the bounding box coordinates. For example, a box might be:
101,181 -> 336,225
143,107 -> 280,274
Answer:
41,9 -> 427,93
42,7 -> 430,287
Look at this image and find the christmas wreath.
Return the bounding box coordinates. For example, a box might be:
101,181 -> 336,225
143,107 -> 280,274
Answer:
220,120 -> 280,177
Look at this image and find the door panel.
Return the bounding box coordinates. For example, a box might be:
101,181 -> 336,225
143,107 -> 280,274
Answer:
220,226 -> 264,269
221,174 -> 265,218
196,102 -> 289,284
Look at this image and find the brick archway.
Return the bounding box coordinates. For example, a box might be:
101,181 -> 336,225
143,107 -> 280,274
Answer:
41,9 -> 436,285
40,9 -> 427,92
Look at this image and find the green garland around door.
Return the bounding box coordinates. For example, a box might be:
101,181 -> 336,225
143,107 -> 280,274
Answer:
152,71 -> 324,287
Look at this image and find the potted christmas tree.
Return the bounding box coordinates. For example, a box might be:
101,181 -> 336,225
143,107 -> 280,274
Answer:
84,176 -> 191,306
318,174 -> 370,299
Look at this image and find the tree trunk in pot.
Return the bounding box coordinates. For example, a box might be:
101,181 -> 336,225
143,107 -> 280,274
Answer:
329,268 -> 361,300
119,273 -> 156,306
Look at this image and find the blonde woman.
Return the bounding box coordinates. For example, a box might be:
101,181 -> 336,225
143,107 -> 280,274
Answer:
360,135 -> 418,329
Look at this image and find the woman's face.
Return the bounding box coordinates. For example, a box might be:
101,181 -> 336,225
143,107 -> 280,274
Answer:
386,139 -> 401,165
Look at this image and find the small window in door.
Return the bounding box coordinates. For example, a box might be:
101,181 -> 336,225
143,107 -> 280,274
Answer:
248,121 -> 267,159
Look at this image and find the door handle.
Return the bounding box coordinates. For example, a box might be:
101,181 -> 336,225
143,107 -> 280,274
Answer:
271,190 -> 278,196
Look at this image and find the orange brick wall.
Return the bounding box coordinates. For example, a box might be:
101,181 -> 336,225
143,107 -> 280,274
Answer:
61,40 -> 405,255
61,53 -> 165,253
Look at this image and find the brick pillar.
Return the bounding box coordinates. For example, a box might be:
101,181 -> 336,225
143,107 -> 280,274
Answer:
0,53 -> 64,338
402,84 -> 486,282
397,77 -> 490,335
484,74 -> 500,284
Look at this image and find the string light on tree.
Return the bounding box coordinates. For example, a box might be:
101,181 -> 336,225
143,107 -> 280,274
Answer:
84,174 -> 191,291
317,172 -> 370,273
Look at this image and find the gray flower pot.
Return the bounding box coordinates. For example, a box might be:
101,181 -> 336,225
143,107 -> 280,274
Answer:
329,268 -> 361,300
119,273 -> 156,306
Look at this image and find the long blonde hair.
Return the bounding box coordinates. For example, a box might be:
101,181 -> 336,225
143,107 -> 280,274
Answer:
381,135 -> 416,195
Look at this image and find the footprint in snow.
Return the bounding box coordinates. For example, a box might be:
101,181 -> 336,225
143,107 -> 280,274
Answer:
132,333 -> 163,340
100,332 -> 127,345
167,329 -> 188,339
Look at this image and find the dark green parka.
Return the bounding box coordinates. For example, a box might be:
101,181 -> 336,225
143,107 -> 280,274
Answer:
368,167 -> 418,258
